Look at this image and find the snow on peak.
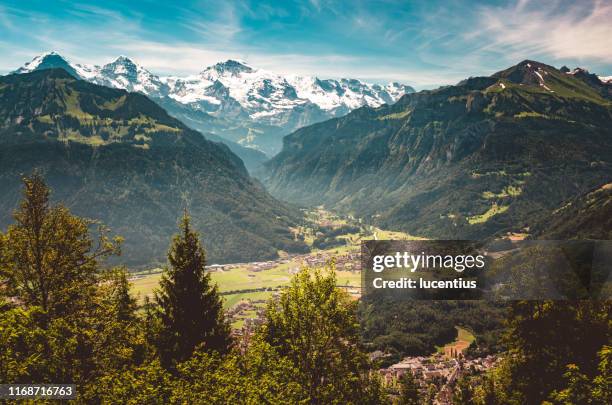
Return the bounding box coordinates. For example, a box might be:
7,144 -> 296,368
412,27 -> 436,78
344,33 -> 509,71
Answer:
12,52 -> 415,127
570,67 -> 590,75
567,67 -> 612,86
208,59 -> 254,75
15,51 -> 73,74
93,56 -> 167,96
286,75 -> 413,111
599,75 -> 612,84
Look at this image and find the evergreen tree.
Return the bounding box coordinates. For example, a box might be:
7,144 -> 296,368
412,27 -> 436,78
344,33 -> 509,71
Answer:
143,295 -> 161,359
88,267 -> 145,377
398,372 -> 420,404
100,267 -> 139,323
154,212 -> 231,368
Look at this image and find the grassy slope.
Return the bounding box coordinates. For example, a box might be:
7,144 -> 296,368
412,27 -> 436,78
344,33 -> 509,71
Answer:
436,326 -> 476,356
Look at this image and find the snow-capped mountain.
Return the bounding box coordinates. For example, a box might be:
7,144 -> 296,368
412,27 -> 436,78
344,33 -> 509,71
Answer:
163,59 -> 415,127
12,52 -> 415,155
13,51 -> 97,79
92,56 -> 169,97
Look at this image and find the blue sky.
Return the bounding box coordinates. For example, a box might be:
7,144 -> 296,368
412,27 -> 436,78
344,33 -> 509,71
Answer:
0,0 -> 611,89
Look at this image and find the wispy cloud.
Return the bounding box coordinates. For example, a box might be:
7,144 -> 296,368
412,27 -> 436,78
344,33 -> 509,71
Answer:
471,0 -> 612,63
177,2 -> 243,47
0,0 -> 610,88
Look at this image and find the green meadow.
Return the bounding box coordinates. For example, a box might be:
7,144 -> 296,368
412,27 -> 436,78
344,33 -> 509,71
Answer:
131,262 -> 361,309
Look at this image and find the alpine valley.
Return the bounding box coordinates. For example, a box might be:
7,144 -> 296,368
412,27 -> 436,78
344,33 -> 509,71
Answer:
14,52 -> 414,158
0,68 -> 307,267
262,60 -> 612,240
3,56 -> 611,267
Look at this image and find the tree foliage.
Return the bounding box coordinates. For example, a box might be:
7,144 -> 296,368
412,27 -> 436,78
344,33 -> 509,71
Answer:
260,263 -> 387,404
0,173 -> 121,323
474,301 -> 611,405
0,175 -> 386,404
397,372 -> 420,405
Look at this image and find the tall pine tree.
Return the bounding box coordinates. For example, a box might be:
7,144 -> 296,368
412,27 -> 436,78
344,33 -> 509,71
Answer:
155,212 -> 231,368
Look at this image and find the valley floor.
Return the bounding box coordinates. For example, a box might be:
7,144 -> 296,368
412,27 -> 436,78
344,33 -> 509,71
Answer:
129,208 -> 422,330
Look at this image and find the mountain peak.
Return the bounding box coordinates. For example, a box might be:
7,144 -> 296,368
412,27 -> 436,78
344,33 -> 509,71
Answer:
11,53 -> 415,154
105,56 -> 143,72
113,55 -> 136,64
101,57 -> 136,76
96,56 -> 166,96
14,51 -> 79,77
42,50 -> 62,57
209,59 -> 254,75
570,67 -> 590,75
492,59 -> 558,86
19,51 -> 68,68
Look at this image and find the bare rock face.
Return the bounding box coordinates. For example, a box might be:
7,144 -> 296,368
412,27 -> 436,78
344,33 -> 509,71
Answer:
466,91 -> 487,113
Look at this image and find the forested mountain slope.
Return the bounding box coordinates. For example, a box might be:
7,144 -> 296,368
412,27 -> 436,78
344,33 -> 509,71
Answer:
0,69 -> 306,266
262,60 -> 612,239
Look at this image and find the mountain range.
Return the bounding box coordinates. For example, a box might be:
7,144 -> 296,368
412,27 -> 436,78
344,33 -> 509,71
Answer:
0,68 -> 307,267
14,52 -> 414,156
262,60 -> 612,240
5,55 -> 610,263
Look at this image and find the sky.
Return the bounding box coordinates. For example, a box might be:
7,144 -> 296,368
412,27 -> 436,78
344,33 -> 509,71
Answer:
0,0 -> 611,89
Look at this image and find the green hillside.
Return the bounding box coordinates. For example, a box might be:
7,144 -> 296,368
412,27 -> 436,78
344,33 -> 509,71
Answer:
531,183 -> 612,240
262,60 -> 612,240
0,69 -> 307,267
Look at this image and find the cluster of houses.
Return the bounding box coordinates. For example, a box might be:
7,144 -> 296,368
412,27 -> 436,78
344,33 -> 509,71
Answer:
380,355 -> 459,386
379,353 -> 500,403
228,297 -> 270,342
290,249 -> 360,272
380,354 -> 499,386
206,259 -> 292,273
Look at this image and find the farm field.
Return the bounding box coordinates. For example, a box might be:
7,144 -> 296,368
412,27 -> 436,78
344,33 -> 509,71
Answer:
437,326 -> 476,358
130,265 -> 361,307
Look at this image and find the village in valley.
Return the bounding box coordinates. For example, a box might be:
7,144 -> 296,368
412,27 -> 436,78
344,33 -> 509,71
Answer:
377,327 -> 500,404
130,208 -> 371,332
129,208 -> 498,403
